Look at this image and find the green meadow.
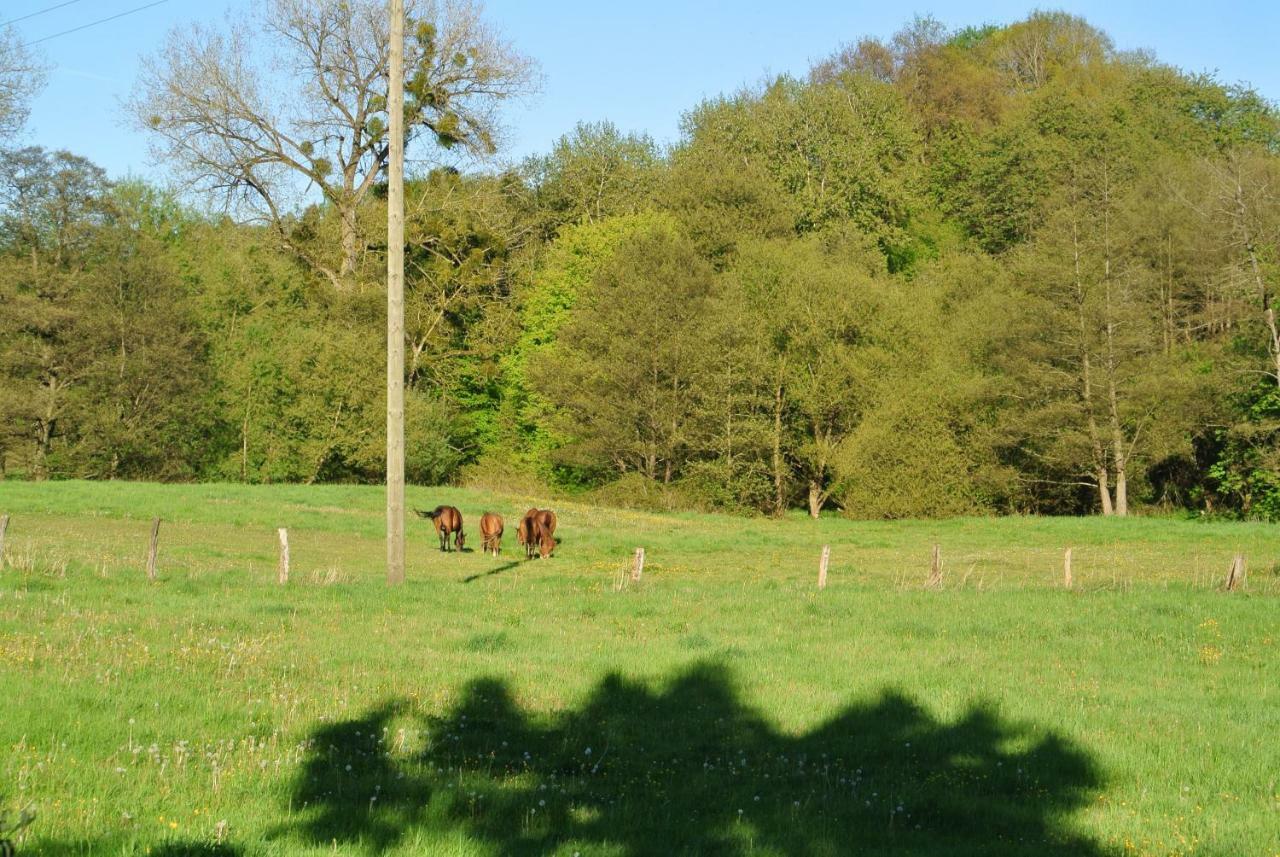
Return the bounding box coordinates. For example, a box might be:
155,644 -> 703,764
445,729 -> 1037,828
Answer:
0,481 -> 1277,856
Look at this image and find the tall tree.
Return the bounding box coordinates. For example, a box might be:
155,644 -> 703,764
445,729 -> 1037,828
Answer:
1203,147 -> 1280,388
495,212 -> 669,482
677,73 -> 924,269
525,121 -> 661,230
70,184 -> 216,479
530,223 -> 716,484
130,0 -> 536,288
0,150 -> 110,478
0,26 -> 44,141
727,236 -> 889,517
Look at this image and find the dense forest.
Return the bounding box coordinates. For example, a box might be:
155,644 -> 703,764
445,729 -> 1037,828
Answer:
2,8 -> 1278,520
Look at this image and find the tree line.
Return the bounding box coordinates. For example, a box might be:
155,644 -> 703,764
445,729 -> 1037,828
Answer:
1,6 -> 1278,520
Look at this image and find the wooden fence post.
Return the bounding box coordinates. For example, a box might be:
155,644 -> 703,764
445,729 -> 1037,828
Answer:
1064,547 -> 1073,589
0,514 -> 9,568
927,544 -> 943,588
631,547 -> 645,582
1225,554 -> 1246,591
818,545 -> 830,589
145,517 -> 161,581
277,528 -> 290,585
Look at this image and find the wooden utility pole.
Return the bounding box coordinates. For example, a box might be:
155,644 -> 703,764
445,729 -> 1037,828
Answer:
386,0 -> 406,586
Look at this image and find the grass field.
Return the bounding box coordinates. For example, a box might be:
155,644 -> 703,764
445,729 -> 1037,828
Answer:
0,481 -> 1277,856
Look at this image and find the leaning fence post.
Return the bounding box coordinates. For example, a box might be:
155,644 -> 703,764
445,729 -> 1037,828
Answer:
1225,553 -> 1246,591
818,545 -> 830,589
0,514 -> 9,568
631,547 -> 645,582
145,517 -> 161,581
1064,547 -> 1073,589
927,544 -> 943,588
277,528 -> 290,585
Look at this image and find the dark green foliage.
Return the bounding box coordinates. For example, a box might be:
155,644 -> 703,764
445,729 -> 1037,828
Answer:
1206,382 -> 1280,518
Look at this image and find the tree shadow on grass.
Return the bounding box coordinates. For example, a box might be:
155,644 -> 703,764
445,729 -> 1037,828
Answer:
32,840 -> 243,856
150,845 -> 242,856
285,663 -> 1113,856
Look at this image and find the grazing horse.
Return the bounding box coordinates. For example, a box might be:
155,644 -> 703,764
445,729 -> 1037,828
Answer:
417,505 -> 464,552
517,507 -> 540,559
479,512 -> 504,556
533,508 -> 557,559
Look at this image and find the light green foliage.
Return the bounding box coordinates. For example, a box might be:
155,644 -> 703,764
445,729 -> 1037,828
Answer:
524,120 -> 661,229
678,74 -> 923,266
829,252 -> 1015,518
68,182 -> 215,479
723,236 -> 891,516
662,137 -> 798,264
400,169 -> 535,454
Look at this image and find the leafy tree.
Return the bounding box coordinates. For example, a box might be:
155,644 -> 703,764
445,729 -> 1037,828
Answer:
67,183 -> 217,479
997,74 -> 1216,515
662,131 -> 797,266
493,212 -> 673,482
835,252 -> 1019,518
0,150 -> 111,478
530,222 -> 716,483
400,168 -> 535,453
1206,383 -> 1280,518
678,75 -> 924,266
525,121 -> 661,230
726,235 -> 891,517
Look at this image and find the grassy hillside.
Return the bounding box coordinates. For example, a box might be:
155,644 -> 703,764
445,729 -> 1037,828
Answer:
0,481 -> 1277,855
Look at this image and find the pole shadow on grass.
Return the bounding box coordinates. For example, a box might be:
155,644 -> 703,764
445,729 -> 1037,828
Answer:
282,662 -> 1113,856
462,561 -> 522,583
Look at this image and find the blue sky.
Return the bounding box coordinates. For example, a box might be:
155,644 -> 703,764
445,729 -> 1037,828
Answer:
10,0 -> 1280,180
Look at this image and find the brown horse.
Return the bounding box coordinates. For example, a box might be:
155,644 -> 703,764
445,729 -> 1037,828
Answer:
517,507 -> 540,559
533,508 -> 557,559
479,512 -> 504,556
417,505 -> 464,552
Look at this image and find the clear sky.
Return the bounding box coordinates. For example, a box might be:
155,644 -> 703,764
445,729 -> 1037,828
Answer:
9,0 -> 1280,181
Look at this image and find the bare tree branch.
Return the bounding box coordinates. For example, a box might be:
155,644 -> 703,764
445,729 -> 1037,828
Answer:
129,0 -> 538,287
